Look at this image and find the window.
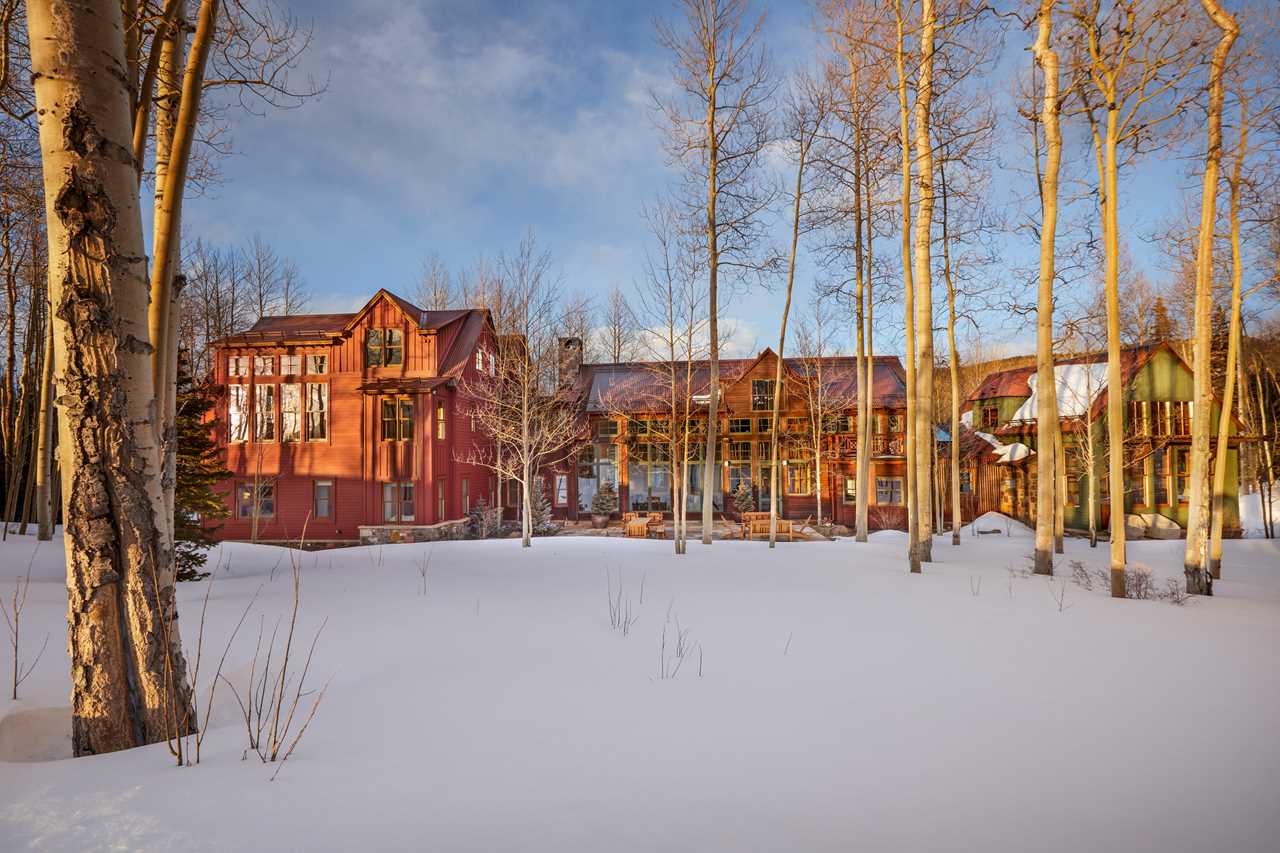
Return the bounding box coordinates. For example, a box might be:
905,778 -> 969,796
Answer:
306,354 -> 327,375
596,419 -> 619,438
366,328 -> 404,366
786,457 -> 814,496
876,477 -> 903,505
1170,400 -> 1192,436
757,417 -> 772,434
628,443 -> 672,512
314,480 -> 333,519
475,350 -> 485,372
887,414 -> 906,433
437,480 -> 446,519
381,397 -> 413,441
305,383 -> 328,441
960,469 -> 973,494
751,379 -> 775,411
237,482 -> 274,518
281,355 -> 302,375
824,414 -> 852,434
783,416 -> 806,434
435,402 -> 446,439
228,356 -> 249,377
229,385 -> 249,442
487,352 -> 496,376
843,476 -> 857,504
281,383 -> 301,442
1152,401 -> 1170,437
630,419 -> 651,436
462,477 -> 470,512
728,441 -> 751,462
383,482 -> 414,523
254,385 -> 276,441
1153,449 -> 1170,505
1174,449 -> 1190,502
254,355 -> 274,376
980,406 -> 998,430
554,474 -> 568,507
728,418 -> 752,434
1128,400 -> 1150,435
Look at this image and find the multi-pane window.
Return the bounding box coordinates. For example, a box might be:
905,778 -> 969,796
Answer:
228,356 -> 249,377
254,355 -> 274,376
843,476 -> 857,504
823,414 -> 852,434
960,469 -> 973,494
554,474 -> 568,507
313,480 -> 333,519
487,352 -> 496,375
1170,401 -> 1192,436
786,453 -> 814,495
437,481 -> 446,519
783,416 -> 806,434
281,383 -> 301,442
1153,449 -> 1170,505
980,406 -> 999,430
757,417 -> 772,434
887,414 -> 906,433
254,385 -> 276,441
596,419 -> 619,438
728,441 -> 751,462
382,482 -> 414,523
462,477 -> 471,512
751,379 -> 775,411
229,385 -> 249,442
728,418 -> 752,434
281,355 -> 302,375
381,397 -> 413,441
306,354 -> 327,375
366,328 -> 404,366
628,443 -> 672,512
237,482 -> 275,518
1128,400 -> 1150,435
876,477 -> 903,505
435,402 -> 446,439
1174,449 -> 1190,502
305,383 -> 328,440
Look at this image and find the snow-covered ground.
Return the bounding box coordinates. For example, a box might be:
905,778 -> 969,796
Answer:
1,520 -> 1278,852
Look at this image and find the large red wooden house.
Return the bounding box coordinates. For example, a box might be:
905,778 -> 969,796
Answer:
209,290 -> 499,543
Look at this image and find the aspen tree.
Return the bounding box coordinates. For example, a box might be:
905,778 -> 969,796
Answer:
655,0 -> 776,546
911,0 -> 937,566
1184,0 -> 1238,595
26,0 -> 194,755
1208,88 -> 1247,579
1033,0 -> 1063,576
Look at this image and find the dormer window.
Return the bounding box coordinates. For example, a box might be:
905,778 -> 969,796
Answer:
980,406 -> 999,430
366,328 -> 403,366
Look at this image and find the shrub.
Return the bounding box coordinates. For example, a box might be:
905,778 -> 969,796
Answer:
732,480 -> 756,515
467,498 -> 503,539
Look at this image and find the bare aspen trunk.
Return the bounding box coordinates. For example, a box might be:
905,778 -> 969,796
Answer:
1032,0 -> 1062,576
895,0 -> 919,573
770,139 -> 806,548
1184,0 -> 1237,595
27,0 -> 194,755
1209,94 -> 1246,579
701,16 -> 721,548
859,149 -> 874,543
36,306 -> 55,540
911,0 -> 936,566
938,151 -> 962,546
1102,109 -> 1127,597
150,0 -> 217,563
150,0 -> 186,559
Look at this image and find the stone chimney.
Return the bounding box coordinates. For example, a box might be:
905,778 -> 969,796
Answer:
558,337 -> 583,389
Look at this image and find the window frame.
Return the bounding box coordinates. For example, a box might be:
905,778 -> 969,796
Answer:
382,481 -> 415,523
253,355 -> 275,376
229,384 -> 249,443
875,476 -> 904,505
751,379 -> 775,412
254,384 -> 277,442
435,401 -> 446,440
305,382 -> 329,441
313,479 -> 333,519
381,396 -> 414,441
280,383 -> 302,443
280,355 -> 302,376
306,353 -> 328,375
237,481 -> 275,518
728,417 -> 752,435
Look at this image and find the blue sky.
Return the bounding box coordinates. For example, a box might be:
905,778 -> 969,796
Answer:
174,0 -> 1199,360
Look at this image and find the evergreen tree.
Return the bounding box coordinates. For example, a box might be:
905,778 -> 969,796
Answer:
1210,304 -> 1230,392
174,356 -> 231,581
527,479 -> 556,536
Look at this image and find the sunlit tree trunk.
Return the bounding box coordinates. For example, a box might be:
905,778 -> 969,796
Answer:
939,158 -> 961,546
1184,0 -> 1237,595
911,0 -> 936,566
1032,0 -> 1062,576
27,0 -> 195,756
35,307 -> 56,541
1209,92 -> 1246,579
894,0 -> 919,572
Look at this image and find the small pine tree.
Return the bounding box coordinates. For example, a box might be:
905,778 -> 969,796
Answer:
174,357 -> 231,581
591,480 -> 619,516
733,480 -> 756,516
528,479 -> 557,535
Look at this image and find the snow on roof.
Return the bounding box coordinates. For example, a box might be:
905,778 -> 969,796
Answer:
995,442 -> 1034,464
1009,363 -> 1109,423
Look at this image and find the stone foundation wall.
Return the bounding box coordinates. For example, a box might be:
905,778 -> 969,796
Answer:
358,519 -> 471,545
